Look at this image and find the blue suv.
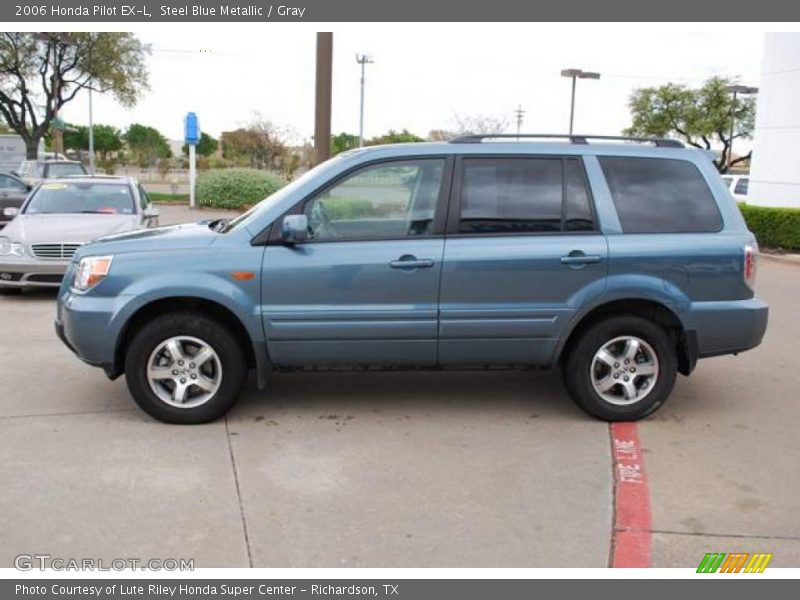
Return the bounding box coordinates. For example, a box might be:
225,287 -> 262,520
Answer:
55,135 -> 768,424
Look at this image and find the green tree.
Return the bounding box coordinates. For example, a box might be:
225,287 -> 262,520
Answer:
625,76 -> 756,173
0,32 -> 150,158
331,132 -> 359,155
62,123 -> 123,160
182,132 -> 218,157
366,129 -> 424,145
124,123 -> 171,167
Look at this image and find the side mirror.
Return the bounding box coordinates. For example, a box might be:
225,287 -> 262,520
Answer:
144,206 -> 160,219
3,207 -> 19,217
281,214 -> 309,244
25,184 -> 32,192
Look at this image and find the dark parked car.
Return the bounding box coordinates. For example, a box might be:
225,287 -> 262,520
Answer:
0,172 -> 31,230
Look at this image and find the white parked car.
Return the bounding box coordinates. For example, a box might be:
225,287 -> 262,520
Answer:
721,174 -> 749,203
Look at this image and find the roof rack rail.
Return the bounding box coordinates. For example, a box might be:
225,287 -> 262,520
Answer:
449,133 -> 684,148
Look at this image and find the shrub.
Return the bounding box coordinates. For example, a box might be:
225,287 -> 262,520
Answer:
739,204 -> 800,251
320,197 -> 379,221
196,168 -> 287,210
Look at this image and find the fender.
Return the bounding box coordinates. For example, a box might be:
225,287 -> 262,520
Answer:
551,273 -> 692,366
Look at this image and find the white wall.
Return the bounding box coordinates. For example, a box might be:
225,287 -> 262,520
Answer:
749,33 -> 800,208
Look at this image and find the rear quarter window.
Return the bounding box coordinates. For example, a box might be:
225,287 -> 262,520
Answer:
599,156 -> 723,233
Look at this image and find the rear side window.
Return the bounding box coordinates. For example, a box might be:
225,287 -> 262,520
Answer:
734,177 -> 749,195
458,157 -> 594,234
599,157 -> 722,233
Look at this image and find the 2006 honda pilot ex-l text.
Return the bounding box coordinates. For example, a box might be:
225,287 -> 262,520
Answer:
55,135 -> 768,424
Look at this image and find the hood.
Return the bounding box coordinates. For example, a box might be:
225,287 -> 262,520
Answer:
78,221 -> 221,257
1,213 -> 139,246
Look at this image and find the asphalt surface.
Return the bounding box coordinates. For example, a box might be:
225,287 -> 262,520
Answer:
0,205 -> 797,568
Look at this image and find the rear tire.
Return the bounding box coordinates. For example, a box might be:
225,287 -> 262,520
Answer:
124,312 -> 247,424
563,315 -> 677,421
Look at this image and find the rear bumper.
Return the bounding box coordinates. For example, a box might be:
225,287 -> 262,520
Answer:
686,298 -> 769,358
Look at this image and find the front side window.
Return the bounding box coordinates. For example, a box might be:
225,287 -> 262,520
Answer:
458,157 -> 594,234
734,177 -> 749,195
302,159 -> 445,241
0,175 -> 25,191
599,156 -> 723,233
138,184 -> 151,210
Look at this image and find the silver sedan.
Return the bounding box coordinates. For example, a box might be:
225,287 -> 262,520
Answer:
0,176 -> 159,292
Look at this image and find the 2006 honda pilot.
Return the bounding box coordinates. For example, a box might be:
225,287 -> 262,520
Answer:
55,135 -> 768,424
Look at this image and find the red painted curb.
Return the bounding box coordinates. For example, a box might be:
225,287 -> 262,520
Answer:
610,422 -> 652,568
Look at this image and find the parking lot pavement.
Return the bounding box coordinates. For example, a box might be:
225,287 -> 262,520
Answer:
643,257 -> 800,567
0,201 -> 797,568
228,371 -> 610,567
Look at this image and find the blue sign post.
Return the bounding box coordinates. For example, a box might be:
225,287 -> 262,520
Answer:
184,112 -> 200,209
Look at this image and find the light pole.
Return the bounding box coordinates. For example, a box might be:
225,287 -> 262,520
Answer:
87,84 -> 95,174
356,53 -> 374,147
725,84 -> 758,171
560,68 -> 600,135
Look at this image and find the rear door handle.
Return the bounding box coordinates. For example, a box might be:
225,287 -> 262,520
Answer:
560,252 -> 602,266
390,255 -> 435,270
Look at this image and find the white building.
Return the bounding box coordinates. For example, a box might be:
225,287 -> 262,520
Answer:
748,33 -> 800,208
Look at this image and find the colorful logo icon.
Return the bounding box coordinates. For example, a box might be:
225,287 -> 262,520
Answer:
697,552 -> 772,573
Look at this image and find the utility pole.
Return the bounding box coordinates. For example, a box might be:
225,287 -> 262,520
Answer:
356,54 -> 374,147
514,105 -> 525,137
314,33 -> 333,165
560,68 -> 600,135
88,85 -> 95,174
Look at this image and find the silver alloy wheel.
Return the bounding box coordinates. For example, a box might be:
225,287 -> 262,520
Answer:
590,335 -> 659,406
146,336 -> 223,408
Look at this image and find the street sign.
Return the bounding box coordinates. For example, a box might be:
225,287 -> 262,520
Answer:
184,112 -> 200,145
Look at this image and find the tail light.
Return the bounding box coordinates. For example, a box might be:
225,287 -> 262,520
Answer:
744,243 -> 758,289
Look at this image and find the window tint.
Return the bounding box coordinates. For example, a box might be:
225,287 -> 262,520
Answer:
565,159 -> 594,231
734,177 -> 749,195
303,159 -> 444,241
458,157 -> 594,234
599,157 -> 722,233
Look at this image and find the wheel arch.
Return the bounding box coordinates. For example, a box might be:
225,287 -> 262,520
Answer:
556,298 -> 697,376
112,296 -> 271,386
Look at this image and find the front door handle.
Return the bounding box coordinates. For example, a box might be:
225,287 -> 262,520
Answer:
560,251 -> 602,266
390,255 -> 435,270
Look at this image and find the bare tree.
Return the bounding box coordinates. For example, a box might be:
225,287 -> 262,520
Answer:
0,32 -> 149,158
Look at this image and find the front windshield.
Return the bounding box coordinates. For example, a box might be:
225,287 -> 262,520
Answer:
25,182 -> 135,215
222,157 -> 343,233
46,163 -> 86,178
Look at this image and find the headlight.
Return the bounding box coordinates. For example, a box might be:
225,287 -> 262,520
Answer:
0,237 -> 25,257
72,255 -> 113,291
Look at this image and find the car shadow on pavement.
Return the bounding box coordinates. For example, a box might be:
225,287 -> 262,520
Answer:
232,368 -> 586,423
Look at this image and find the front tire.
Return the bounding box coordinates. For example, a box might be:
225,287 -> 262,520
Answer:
124,312 -> 247,424
563,315 -> 677,421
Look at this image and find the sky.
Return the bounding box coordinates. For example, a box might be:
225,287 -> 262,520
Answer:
53,24 -> 771,146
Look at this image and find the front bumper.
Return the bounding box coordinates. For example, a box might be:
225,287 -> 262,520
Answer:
0,257 -> 69,288
56,289 -> 125,378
